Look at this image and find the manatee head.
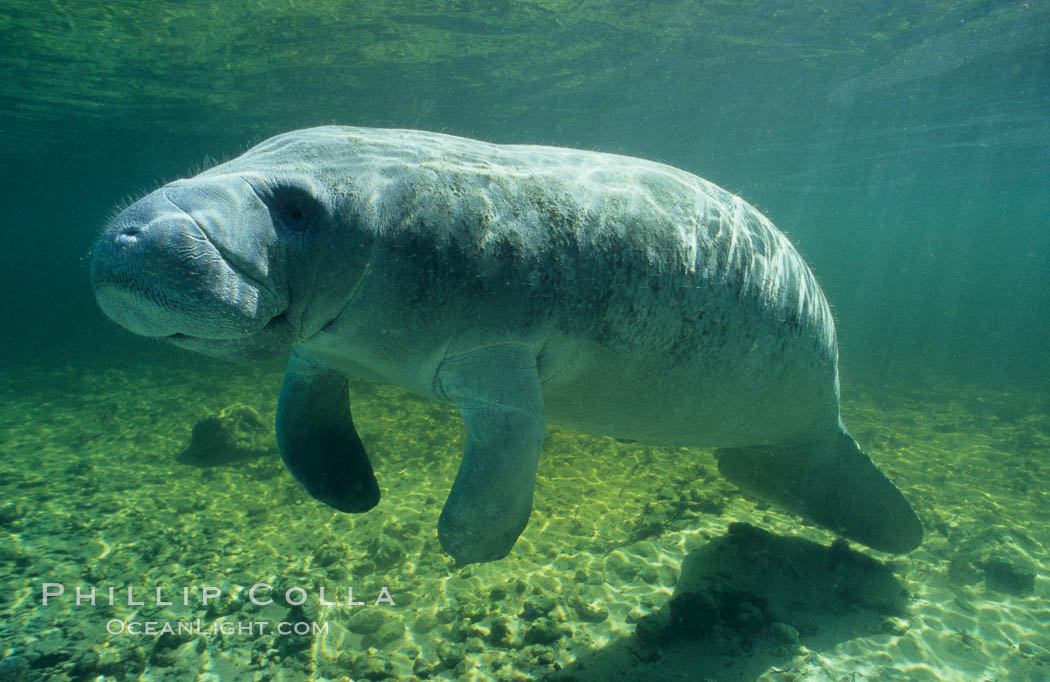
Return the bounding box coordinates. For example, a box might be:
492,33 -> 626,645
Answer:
91,170 -> 364,361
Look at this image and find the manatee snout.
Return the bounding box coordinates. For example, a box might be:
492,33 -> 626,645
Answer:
91,183 -> 288,343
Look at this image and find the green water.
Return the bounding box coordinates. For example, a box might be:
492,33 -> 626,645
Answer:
2,1 -> 1048,680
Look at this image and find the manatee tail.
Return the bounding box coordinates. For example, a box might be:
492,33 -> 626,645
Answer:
715,426 -> 922,554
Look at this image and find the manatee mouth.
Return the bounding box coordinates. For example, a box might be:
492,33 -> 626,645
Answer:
163,313 -> 295,361
164,311 -> 288,343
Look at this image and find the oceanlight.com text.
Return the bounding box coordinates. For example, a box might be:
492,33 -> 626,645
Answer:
105,619 -> 328,637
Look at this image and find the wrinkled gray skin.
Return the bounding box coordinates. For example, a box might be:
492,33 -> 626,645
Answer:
92,126 -> 923,563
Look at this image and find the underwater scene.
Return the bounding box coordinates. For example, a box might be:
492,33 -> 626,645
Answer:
1,1 -> 1048,681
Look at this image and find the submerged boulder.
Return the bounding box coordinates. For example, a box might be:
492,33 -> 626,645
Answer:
177,404 -> 273,466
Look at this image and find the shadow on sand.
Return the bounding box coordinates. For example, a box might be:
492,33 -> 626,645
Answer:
550,522 -> 911,681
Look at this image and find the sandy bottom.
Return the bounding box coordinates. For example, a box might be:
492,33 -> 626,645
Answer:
0,355 -> 1048,681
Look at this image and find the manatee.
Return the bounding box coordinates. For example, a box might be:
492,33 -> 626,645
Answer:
90,126 -> 923,563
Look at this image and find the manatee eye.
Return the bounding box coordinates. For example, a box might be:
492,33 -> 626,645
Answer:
269,183 -> 322,234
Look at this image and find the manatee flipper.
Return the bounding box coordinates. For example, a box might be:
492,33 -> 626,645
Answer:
276,350 -> 380,513
437,344 -> 547,563
716,425 -> 922,554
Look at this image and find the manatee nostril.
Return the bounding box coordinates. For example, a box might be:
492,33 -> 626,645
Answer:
114,224 -> 141,246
